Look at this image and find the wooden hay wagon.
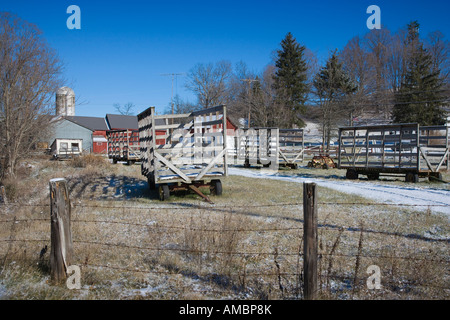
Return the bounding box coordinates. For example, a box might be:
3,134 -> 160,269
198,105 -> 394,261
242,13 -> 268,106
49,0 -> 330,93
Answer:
138,105 -> 228,201
278,129 -> 304,169
337,123 -> 449,182
107,129 -> 141,165
237,127 -> 279,169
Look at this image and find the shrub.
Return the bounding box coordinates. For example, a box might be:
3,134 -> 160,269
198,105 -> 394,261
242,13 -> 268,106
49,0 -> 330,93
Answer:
70,154 -> 107,168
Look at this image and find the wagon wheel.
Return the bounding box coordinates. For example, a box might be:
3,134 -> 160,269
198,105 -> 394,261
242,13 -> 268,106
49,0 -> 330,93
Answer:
367,172 -> 379,180
210,179 -> 223,196
148,174 -> 156,190
405,172 -> 419,183
158,184 -> 170,201
346,169 -> 358,180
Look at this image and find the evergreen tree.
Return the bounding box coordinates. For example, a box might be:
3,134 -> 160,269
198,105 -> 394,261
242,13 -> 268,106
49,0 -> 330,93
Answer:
273,32 -> 309,127
313,51 -> 357,151
392,21 -> 446,125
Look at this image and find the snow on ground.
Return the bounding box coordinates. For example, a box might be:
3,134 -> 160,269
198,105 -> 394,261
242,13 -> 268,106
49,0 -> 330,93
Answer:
228,167 -> 450,217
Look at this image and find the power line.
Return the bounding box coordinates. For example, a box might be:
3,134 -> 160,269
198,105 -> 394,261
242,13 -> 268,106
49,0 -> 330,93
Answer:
240,78 -> 260,128
161,73 -> 186,114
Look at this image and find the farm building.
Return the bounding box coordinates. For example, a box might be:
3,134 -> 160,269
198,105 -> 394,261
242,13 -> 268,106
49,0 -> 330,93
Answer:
55,86 -> 75,117
47,116 -> 109,154
65,116 -> 109,153
50,138 -> 83,160
45,87 -> 109,154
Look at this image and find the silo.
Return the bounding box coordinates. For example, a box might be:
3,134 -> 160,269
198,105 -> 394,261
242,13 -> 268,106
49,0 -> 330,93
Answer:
56,86 -> 75,116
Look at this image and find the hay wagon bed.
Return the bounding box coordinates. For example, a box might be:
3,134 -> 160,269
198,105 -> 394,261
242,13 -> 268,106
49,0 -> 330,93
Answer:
338,123 -> 449,182
278,129 -> 304,169
237,127 -> 279,169
107,129 -> 141,165
138,105 -> 228,201
236,128 -> 305,169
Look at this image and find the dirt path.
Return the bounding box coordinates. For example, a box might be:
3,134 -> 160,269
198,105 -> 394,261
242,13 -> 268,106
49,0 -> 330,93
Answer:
228,167 -> 450,217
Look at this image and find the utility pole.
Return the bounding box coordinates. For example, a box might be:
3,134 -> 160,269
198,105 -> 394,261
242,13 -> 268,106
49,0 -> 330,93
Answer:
161,73 -> 185,114
240,78 -> 259,128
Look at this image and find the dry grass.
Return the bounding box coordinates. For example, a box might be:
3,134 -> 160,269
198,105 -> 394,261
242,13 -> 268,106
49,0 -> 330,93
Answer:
0,156 -> 448,300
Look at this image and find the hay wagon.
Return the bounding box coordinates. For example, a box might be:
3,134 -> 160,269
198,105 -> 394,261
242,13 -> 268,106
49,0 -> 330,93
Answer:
237,127 -> 279,169
337,123 -> 449,182
107,129 -> 141,165
138,105 -> 228,201
278,129 -> 304,169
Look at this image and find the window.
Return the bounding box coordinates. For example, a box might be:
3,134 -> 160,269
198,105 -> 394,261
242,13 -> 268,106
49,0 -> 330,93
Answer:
60,142 -> 68,151
71,143 -> 79,152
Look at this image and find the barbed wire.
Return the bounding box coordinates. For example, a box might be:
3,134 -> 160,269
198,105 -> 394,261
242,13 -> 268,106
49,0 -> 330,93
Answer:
1,200 -> 448,210
1,214 -> 448,244
2,237 -> 447,264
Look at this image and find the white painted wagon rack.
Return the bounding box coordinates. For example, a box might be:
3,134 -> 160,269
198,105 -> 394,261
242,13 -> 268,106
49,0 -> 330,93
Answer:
137,105 -> 228,201
237,127 -> 279,169
337,123 -> 449,182
278,128 -> 304,169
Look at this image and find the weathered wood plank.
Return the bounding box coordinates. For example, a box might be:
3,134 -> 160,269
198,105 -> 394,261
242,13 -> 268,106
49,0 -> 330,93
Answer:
49,178 -> 73,283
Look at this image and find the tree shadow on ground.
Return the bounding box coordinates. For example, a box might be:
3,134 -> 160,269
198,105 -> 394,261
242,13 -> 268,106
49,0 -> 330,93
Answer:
66,174 -> 159,201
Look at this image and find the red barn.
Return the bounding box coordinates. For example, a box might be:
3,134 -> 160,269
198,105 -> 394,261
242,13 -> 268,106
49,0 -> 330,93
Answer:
65,116 -> 109,154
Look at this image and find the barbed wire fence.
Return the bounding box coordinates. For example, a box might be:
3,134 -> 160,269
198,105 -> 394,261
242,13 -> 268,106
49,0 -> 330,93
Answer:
0,181 -> 449,299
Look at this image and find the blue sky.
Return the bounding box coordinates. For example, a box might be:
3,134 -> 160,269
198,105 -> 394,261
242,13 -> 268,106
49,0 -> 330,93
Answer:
1,0 -> 449,117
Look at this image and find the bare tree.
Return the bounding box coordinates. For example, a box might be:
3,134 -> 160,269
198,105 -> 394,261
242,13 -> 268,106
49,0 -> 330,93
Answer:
113,102 -> 135,115
185,60 -> 232,109
0,12 -> 64,178
164,94 -> 199,114
425,30 -> 450,82
340,35 -> 374,123
249,65 -> 292,128
224,61 -> 265,128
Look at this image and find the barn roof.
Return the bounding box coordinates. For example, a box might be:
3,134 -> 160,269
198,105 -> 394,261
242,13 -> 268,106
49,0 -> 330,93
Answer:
65,116 -> 109,131
106,114 -> 139,130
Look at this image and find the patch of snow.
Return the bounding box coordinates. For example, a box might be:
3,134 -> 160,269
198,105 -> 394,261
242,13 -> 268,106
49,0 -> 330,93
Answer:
303,121 -> 322,143
228,167 -> 450,217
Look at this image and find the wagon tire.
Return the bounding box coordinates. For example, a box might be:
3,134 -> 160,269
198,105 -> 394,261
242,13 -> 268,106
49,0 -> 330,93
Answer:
148,174 -> 156,190
346,169 -> 358,180
210,180 -> 222,196
367,172 -> 379,180
158,184 -> 170,201
405,172 -> 419,183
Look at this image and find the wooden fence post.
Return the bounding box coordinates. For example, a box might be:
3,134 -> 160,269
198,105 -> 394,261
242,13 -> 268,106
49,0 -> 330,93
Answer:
49,178 -> 73,283
303,182 -> 318,300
